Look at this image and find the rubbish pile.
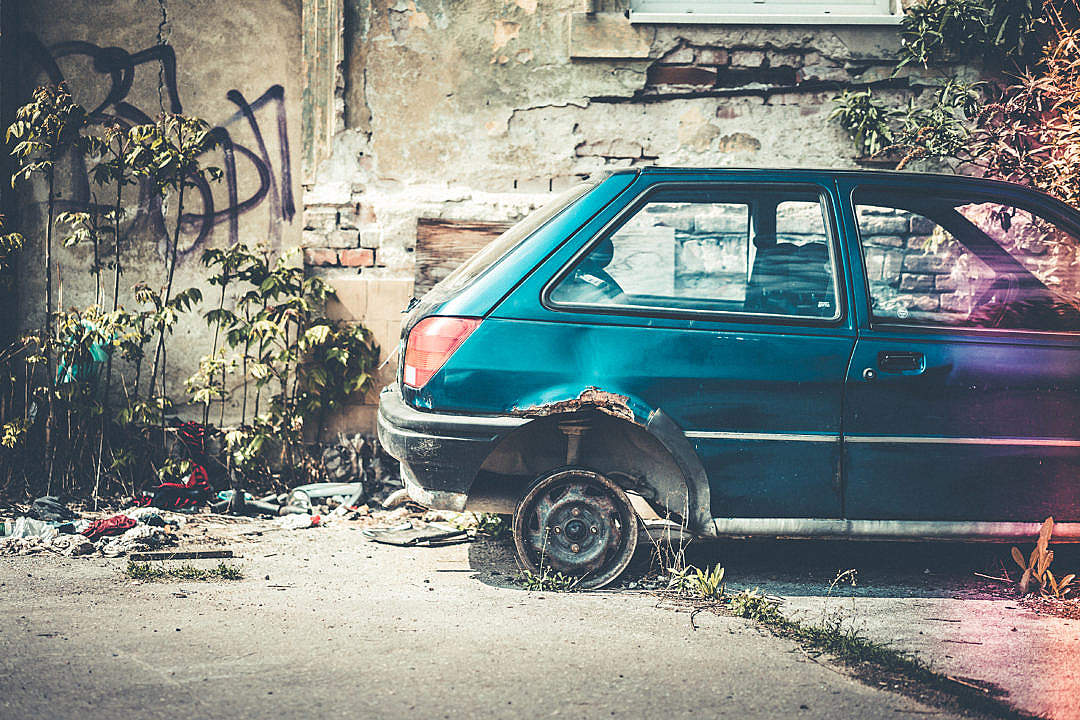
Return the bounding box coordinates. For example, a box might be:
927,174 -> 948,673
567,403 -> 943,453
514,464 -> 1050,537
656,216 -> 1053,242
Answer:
1,497 -> 183,557
201,434 -> 402,518
0,428 -> 456,558
0,430 -> 408,555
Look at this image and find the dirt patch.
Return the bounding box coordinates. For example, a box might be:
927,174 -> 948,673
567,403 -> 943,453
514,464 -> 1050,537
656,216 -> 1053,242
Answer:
1020,595 -> 1080,620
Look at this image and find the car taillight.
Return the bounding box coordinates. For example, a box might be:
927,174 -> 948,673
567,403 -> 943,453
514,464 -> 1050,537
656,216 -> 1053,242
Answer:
402,316 -> 481,389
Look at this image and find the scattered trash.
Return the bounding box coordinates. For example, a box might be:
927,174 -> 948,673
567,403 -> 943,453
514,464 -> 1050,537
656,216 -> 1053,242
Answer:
100,525 -> 173,557
81,514 -> 137,541
274,514 -> 322,530
133,465 -> 213,510
2,517 -> 59,540
382,488 -> 410,510
320,433 -> 400,505
216,490 -> 256,503
124,507 -> 165,526
244,500 -> 283,516
168,420 -> 228,491
209,491 -> 281,516
362,520 -> 468,547
29,496 -> 77,523
64,536 -> 97,556
289,482 -> 364,510
0,434 -> 410,559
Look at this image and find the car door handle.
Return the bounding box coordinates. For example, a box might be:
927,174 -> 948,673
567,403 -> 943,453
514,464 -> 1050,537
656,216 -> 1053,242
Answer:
877,351 -> 925,374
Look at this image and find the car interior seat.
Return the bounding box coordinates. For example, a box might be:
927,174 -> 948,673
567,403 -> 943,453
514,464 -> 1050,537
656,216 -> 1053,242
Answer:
744,239 -> 834,317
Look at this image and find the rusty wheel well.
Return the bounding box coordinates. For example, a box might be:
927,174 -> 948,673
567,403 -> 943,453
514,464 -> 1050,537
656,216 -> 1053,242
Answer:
465,411 -> 695,527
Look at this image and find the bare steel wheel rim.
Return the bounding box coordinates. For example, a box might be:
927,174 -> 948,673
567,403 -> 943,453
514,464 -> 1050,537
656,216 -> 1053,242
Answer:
512,468 -> 638,589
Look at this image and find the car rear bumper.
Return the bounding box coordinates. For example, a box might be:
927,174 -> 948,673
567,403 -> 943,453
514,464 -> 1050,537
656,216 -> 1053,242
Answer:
376,385 -> 527,511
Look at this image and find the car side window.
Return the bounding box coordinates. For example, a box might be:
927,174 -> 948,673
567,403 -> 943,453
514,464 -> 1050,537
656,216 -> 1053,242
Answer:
854,189 -> 1080,332
549,187 -> 840,320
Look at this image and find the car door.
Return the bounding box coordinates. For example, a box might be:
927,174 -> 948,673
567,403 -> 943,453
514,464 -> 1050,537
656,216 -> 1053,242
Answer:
481,174 -> 857,519
839,179 -> 1080,523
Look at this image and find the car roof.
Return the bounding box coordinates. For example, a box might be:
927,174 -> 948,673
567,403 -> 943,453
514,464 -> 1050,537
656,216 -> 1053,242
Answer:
619,166 -> 1044,193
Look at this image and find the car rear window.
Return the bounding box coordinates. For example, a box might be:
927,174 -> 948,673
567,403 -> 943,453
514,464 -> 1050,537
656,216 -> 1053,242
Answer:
419,181 -> 598,306
853,188 -> 1080,333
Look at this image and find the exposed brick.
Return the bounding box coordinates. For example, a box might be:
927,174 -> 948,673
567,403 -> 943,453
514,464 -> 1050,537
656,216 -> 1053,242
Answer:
940,292 -> 970,312
864,248 -> 885,281
903,251 -> 956,274
695,48 -> 728,65
799,64 -> 850,83
899,273 -> 935,292
715,66 -> 797,88
646,65 -> 717,88
730,50 -> 765,67
575,139 -> 642,158
936,274 -> 959,292
359,228 -> 382,247
338,204 -> 377,230
302,230 -> 327,248
910,216 -> 938,234
860,215 -> 909,236
866,234 -> 905,248
304,181 -> 351,206
910,295 -> 941,312
716,133 -> 761,153
302,228 -> 360,249
339,248 -> 375,267
658,46 -> 695,64
303,207 -> 338,232
303,248 -> 339,266
324,229 -> 362,249
883,252 -> 904,287
766,50 -> 804,68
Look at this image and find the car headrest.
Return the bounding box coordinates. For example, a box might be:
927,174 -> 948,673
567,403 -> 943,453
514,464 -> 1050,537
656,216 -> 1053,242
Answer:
583,237 -> 615,268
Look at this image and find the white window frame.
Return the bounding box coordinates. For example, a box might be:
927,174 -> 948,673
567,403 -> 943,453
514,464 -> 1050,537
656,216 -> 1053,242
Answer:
628,0 -> 903,25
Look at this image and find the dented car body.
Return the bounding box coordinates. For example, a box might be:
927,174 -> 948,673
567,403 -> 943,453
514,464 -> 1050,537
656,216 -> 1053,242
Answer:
378,167 -> 1080,560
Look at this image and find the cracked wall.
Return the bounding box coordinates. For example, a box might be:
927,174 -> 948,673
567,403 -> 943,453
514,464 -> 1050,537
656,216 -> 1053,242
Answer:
304,0 -> 970,433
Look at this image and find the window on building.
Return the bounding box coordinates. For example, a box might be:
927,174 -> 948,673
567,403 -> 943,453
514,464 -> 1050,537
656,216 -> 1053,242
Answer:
549,186 -> 840,321
854,189 -> 1080,333
628,0 -> 901,25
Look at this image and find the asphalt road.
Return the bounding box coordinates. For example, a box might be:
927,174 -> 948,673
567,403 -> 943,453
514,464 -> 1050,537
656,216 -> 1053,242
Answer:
0,522 -> 964,720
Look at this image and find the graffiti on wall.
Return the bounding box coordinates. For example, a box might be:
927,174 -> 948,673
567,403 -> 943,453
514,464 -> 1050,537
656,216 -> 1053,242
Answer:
19,33 -> 295,259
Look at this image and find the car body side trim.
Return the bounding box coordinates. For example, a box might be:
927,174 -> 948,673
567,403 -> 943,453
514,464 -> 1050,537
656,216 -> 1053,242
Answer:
845,435 -> 1080,447
712,517 -> 1080,541
685,431 -> 1080,446
684,430 -> 839,442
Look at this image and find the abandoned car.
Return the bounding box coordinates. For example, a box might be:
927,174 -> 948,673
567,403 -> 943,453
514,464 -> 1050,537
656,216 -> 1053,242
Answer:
378,167 -> 1080,588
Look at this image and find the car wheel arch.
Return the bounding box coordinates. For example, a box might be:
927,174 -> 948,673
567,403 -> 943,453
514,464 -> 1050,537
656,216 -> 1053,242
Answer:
466,397 -> 714,537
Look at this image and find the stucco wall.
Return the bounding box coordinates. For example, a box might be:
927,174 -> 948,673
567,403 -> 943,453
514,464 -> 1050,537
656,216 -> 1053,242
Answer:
5,1 -> 973,434
304,0 -> 965,433
10,0 -> 302,419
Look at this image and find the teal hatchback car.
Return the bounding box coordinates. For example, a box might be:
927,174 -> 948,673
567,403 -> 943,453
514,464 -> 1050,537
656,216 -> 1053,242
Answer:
378,168 -> 1080,588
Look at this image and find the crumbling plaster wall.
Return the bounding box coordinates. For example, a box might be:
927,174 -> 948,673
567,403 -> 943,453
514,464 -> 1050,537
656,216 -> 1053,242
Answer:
12,0 -> 303,418
306,0 -> 972,433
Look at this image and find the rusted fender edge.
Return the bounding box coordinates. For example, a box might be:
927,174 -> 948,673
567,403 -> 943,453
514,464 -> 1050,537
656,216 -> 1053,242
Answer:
510,386 -> 639,423
510,386 -> 715,537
